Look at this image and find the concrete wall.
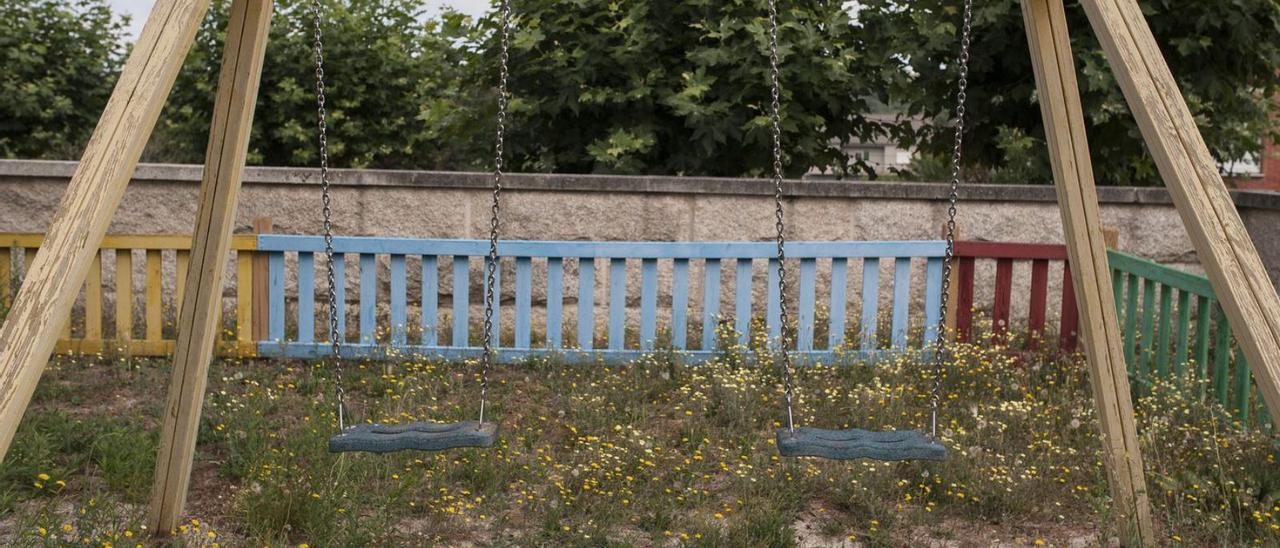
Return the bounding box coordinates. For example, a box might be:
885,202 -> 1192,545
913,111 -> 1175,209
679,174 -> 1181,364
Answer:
1,160 -> 1277,340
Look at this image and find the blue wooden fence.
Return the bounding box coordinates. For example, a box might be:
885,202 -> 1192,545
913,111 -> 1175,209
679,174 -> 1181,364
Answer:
256,236 -> 948,363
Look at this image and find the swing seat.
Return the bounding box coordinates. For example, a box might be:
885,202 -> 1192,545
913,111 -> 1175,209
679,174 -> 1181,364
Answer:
328,420 -> 498,454
776,427 -> 946,461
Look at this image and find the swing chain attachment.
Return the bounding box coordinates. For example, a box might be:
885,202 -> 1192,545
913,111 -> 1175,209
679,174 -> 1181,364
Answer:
311,0 -> 346,430
479,0 -> 513,427
929,0 -> 975,439
765,0 -> 795,433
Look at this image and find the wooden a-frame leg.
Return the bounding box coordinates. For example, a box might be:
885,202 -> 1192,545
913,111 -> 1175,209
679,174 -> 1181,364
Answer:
0,0 -> 210,460
1021,1 -> 1155,545
1080,0 -> 1280,428
148,0 -> 273,534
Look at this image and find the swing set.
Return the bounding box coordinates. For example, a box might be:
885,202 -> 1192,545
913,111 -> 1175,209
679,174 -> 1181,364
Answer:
322,0 -> 956,460
0,0 -> 1278,544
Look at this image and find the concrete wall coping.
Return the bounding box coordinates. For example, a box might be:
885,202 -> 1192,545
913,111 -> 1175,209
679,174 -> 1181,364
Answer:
3,158 -> 1277,209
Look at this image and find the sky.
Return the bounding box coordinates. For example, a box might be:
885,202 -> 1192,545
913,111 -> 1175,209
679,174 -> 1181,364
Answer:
107,0 -> 492,39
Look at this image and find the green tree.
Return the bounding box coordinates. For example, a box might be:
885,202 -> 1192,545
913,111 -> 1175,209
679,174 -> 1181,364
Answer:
481,0 -> 902,177
860,0 -> 1280,185
148,0 -> 490,169
0,0 -> 128,159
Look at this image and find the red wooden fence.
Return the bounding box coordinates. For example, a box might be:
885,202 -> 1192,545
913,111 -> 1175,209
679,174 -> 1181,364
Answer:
951,241 -> 1079,352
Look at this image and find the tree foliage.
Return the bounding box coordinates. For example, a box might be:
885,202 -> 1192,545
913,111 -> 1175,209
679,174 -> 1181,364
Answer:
0,0 -> 127,159
149,0 -> 490,169
488,0 -> 895,176
3,0 -> 1279,184
860,0 -> 1280,185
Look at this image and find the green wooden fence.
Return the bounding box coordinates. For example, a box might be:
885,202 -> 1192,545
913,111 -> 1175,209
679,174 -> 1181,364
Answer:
1109,250 -> 1269,428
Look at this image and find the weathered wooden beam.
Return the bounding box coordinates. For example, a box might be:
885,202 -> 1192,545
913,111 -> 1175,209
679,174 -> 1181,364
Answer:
0,0 -> 210,460
1079,0 -> 1280,426
1020,0 -> 1155,544
147,0 -> 273,534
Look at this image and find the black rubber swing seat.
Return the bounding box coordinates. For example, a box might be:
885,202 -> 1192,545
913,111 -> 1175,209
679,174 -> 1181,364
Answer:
328,420 -> 498,454
776,427 -> 946,461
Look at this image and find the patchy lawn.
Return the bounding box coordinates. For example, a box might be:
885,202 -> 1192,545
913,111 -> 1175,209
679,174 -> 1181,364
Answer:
0,338 -> 1277,546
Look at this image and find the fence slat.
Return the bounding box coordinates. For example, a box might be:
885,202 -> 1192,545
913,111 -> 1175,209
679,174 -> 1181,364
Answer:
1059,264 -> 1079,351
992,258 -> 1013,335
1195,296 -> 1211,394
1155,284 -> 1173,377
145,250 -> 162,343
891,258 -> 910,349
488,257 -> 501,347
1213,304 -> 1231,407
1234,348 -> 1251,424
1174,289 -> 1190,376
422,256 -> 438,346
702,259 -> 720,350
955,257 -> 975,342
0,247 -> 9,307
390,254 -> 407,345
237,252 -> 254,344
453,256 -> 469,347
85,253 -> 103,341
1111,268 -> 1124,325
116,250 -> 133,341
831,258 -> 850,348
298,253 -> 314,343
922,257 -> 942,347
546,257 -> 563,349
332,254 -> 346,343
640,259 -> 657,349
1138,279 -> 1157,386
359,254 -> 376,345
860,258 -> 880,350
767,259 -> 781,344
1123,274 -> 1139,370
609,258 -> 626,350
735,259 -> 752,346
269,252 -> 286,342
1029,259 -> 1049,344
578,258 -> 595,349
797,259 -> 817,351
175,250 -> 189,317
671,259 -> 689,350
515,256 -> 533,349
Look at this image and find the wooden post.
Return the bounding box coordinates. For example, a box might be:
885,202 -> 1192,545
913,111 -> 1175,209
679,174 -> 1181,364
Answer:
250,216 -> 272,341
0,247 -> 10,309
1021,0 -> 1155,544
148,0 -> 273,534
1102,226 -> 1120,250
1080,0 -> 1280,427
0,0 -> 210,461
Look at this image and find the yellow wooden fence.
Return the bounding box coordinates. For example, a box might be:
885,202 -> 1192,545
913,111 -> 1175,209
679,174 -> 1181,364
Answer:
0,233 -> 260,357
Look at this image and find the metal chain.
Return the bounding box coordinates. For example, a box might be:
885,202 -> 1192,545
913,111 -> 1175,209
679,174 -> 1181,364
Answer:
766,0 -> 795,433
478,0 -> 513,427
929,0 -> 974,439
311,0 -> 346,430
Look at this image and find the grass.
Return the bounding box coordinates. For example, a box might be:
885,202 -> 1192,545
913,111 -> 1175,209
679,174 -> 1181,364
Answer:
0,332 -> 1278,546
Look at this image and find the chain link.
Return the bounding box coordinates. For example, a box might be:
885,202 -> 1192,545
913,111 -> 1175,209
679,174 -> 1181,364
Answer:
311,0 -> 346,430
478,0 -> 513,427
765,0 -> 795,433
929,0 -> 974,439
